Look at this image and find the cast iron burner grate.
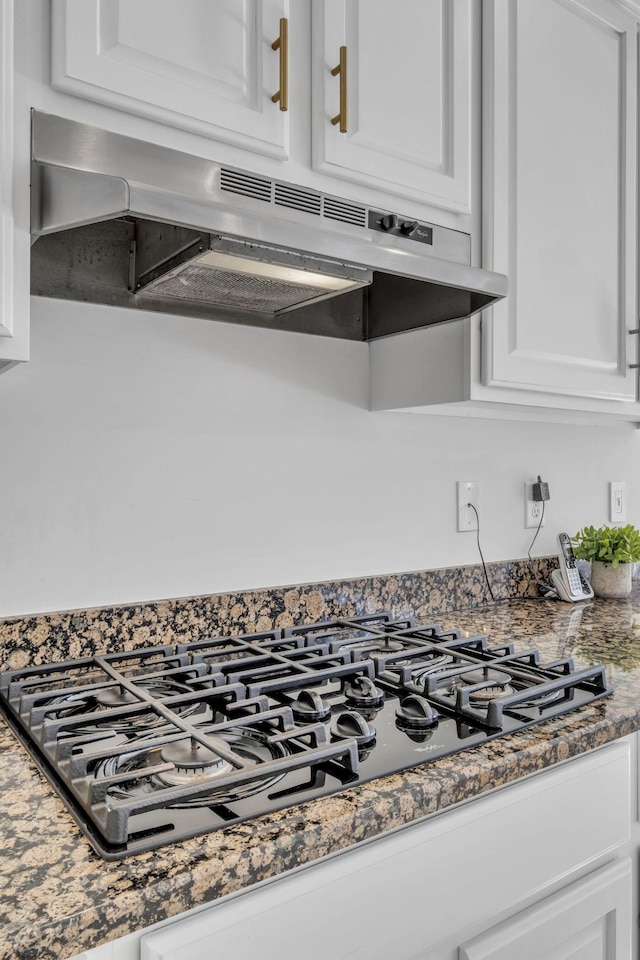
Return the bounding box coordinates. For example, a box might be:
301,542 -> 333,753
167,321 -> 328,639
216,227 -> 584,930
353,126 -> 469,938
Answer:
0,613 -> 610,859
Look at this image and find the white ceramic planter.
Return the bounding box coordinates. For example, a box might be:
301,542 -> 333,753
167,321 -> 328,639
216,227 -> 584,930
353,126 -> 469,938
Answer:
590,560 -> 632,598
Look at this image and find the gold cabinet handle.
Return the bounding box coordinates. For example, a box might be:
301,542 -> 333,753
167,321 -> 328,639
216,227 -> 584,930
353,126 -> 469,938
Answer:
331,45 -> 348,133
271,18 -> 289,111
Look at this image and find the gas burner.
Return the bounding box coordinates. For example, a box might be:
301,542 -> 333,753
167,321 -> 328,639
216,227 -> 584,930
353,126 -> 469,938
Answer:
99,727 -> 290,807
95,686 -> 137,707
460,668 -> 514,703
46,678 -> 206,732
157,738 -> 233,785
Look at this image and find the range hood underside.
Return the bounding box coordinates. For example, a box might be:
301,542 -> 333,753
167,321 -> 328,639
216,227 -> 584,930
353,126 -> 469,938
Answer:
31,218 -> 495,342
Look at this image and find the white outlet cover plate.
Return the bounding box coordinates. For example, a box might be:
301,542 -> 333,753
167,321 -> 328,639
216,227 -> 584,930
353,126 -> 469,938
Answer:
524,482 -> 546,529
609,481 -> 627,523
457,480 -> 480,532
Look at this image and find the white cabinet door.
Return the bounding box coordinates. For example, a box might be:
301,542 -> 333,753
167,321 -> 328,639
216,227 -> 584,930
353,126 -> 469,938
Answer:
459,859 -> 631,960
482,0 -> 638,403
51,0 -> 291,159
0,0 -> 28,369
312,0 -> 472,212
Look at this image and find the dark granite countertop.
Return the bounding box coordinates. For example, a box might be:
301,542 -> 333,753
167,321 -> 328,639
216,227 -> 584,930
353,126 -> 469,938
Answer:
2,588 -> 640,960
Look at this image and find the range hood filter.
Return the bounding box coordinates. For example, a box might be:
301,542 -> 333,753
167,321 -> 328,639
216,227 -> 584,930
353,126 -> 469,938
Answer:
136,249 -> 372,318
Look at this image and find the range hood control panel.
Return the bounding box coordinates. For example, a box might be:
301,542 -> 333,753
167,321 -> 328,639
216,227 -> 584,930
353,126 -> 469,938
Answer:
368,210 -> 433,245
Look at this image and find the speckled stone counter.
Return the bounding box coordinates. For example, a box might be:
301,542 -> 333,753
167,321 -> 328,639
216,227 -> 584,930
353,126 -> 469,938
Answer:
0,559 -> 550,671
2,566 -> 640,960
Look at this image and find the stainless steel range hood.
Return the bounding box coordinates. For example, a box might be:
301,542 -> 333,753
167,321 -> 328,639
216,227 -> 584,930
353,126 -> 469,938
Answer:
30,111 -> 507,341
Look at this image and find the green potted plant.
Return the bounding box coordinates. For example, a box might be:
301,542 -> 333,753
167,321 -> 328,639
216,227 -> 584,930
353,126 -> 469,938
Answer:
572,524 -> 640,598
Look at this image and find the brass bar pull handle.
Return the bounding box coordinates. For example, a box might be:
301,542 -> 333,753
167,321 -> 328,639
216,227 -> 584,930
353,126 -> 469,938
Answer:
331,45 -> 348,133
271,18 -> 289,111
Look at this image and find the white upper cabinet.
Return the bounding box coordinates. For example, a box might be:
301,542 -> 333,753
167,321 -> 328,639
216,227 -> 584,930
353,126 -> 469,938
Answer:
312,0 -> 472,212
371,0 -> 640,422
50,0 -> 473,219
52,0 -> 291,159
482,0 -> 639,404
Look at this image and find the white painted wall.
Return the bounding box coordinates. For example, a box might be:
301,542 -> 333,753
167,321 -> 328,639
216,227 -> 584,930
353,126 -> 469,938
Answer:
0,296 -> 638,618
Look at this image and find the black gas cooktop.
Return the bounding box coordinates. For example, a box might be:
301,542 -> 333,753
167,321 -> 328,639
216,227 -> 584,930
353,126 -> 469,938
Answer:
0,613 -> 610,859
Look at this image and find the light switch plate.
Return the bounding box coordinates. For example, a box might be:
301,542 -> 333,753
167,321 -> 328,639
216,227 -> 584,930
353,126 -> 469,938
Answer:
609,481 -> 626,523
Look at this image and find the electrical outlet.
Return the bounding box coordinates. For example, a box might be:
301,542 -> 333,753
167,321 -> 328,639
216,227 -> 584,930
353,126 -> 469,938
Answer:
457,480 -> 480,532
609,481 -> 627,523
524,482 -> 546,529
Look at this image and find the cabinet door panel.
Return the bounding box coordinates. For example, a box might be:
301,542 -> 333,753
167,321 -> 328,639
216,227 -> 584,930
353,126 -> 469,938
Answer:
52,0 -> 290,158
483,0 -> 638,402
459,859 -> 631,960
312,0 -> 471,211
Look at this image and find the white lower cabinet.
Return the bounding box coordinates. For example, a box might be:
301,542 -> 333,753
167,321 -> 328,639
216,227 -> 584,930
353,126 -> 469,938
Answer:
459,859 -> 631,960
126,743 -> 630,960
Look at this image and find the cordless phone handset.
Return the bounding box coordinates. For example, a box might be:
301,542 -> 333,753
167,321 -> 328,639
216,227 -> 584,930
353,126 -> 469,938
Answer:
551,533 -> 594,602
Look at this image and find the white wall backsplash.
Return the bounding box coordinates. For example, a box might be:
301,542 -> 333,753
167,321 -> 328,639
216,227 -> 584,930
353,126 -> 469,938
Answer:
0,296 -> 638,618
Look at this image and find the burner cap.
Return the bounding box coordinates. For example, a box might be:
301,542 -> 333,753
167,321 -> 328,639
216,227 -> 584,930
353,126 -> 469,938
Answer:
95,686 -> 138,707
372,638 -> 404,653
461,668 -> 514,703
338,637 -> 405,655
160,739 -> 226,772
462,668 -> 512,687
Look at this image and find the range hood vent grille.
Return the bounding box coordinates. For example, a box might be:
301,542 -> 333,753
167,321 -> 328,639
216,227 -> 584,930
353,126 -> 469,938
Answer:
274,183 -> 321,216
323,198 -> 367,227
219,166 -> 367,229
220,168 -> 272,202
